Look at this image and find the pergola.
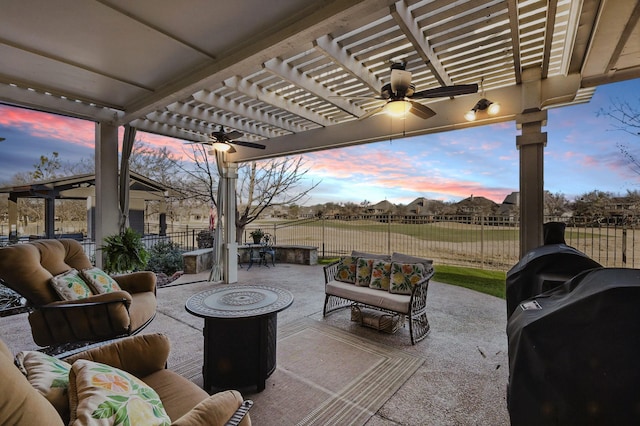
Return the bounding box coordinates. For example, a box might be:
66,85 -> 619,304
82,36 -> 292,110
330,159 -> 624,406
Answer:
1,0 -> 639,282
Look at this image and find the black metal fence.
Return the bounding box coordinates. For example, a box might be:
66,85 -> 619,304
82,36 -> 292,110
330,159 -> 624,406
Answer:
246,215 -> 640,271
4,215 -> 640,272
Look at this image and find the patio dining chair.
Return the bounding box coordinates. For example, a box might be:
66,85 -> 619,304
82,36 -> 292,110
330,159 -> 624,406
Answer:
259,234 -> 276,267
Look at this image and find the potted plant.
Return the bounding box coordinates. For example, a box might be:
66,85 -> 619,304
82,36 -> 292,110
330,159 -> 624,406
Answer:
249,229 -> 265,244
101,228 -> 149,274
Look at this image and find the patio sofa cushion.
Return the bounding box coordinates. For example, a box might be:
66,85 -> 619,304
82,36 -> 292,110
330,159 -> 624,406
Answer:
68,359 -> 172,425
0,338 -> 65,426
391,252 -> 433,268
351,251 -> 390,261
389,262 -> 426,295
335,256 -> 357,283
326,280 -> 411,313
80,267 -> 122,294
15,350 -> 71,419
369,260 -> 392,290
355,257 -> 375,287
50,269 -> 93,300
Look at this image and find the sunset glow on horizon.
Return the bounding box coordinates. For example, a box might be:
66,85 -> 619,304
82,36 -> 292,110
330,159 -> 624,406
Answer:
1,78 -> 639,206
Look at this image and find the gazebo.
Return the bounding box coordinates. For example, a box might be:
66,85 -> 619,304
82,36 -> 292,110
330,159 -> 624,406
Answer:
0,172 -> 170,241
1,0 -> 639,281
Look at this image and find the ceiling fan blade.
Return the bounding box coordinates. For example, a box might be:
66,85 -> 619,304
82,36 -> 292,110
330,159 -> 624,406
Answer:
409,101 -> 436,119
230,140 -> 266,149
224,130 -> 243,140
329,95 -> 383,100
412,83 -> 478,99
358,104 -> 386,120
390,69 -> 412,95
227,145 -> 237,153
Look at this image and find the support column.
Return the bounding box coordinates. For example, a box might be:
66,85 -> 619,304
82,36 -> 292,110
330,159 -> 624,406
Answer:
44,196 -> 55,238
517,68 -> 547,257
8,194 -> 18,242
95,122 -> 120,267
159,199 -> 167,236
223,163 -> 238,283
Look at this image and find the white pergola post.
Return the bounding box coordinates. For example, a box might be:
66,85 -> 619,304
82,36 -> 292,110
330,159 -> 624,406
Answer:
517,68 -> 547,257
223,162 -> 238,283
95,122 -> 120,268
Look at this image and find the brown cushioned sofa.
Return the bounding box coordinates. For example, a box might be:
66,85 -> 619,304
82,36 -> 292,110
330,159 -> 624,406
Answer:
0,333 -> 251,425
0,239 -> 157,347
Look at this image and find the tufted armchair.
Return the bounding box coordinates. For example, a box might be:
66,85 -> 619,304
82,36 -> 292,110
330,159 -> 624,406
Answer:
0,239 -> 157,347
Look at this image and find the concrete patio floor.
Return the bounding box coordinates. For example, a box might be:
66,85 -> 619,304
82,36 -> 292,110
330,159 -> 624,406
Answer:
0,262 -> 510,425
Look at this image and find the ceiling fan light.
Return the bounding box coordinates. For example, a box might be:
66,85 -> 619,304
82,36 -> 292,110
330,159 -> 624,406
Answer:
487,102 -> 500,115
212,141 -> 231,152
385,100 -> 411,118
464,109 -> 477,121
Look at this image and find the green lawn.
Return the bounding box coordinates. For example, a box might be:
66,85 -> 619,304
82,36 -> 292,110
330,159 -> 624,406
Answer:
318,258 -> 506,299
434,265 -> 506,299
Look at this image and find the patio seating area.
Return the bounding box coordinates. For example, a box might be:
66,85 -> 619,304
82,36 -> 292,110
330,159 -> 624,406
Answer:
0,263 -> 509,425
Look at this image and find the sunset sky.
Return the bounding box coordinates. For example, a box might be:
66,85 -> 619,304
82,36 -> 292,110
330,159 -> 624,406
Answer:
1,78 -> 639,206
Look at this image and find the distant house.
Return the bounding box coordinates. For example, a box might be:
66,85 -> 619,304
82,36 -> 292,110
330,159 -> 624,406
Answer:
454,195 -> 499,215
406,197 -> 436,215
365,200 -> 395,214
497,191 -> 519,219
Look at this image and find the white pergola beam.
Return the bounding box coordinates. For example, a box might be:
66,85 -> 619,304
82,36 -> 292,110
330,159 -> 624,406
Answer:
263,57 -> 366,119
130,118 -> 206,142
390,0 -> 452,86
313,34 -> 383,93
506,0 -> 523,84
121,0 -> 396,124
225,76 -> 333,128
192,89 -> 296,136
165,101 -> 280,140
0,83 -> 122,124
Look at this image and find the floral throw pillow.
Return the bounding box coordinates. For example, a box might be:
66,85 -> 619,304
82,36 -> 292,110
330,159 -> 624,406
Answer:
15,350 -> 72,419
335,256 -> 357,284
81,267 -> 121,294
50,269 -> 93,300
69,359 -> 171,426
389,262 -> 425,295
369,260 -> 392,291
355,258 -> 374,287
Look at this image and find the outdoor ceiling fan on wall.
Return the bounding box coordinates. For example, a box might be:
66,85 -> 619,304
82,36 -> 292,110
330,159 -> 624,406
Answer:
190,126 -> 266,152
339,63 -> 479,120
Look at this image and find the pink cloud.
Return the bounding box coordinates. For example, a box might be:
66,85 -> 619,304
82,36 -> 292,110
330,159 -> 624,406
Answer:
0,105 -> 94,147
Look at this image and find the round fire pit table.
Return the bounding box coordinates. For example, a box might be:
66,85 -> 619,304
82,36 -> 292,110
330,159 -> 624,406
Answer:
185,284 -> 293,392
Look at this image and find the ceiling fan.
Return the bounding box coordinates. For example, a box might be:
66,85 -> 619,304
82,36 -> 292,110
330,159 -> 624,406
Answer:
341,63 -> 478,120
192,126 -> 266,152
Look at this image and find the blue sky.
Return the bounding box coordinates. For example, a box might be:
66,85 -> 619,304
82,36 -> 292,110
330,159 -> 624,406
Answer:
1,78 -> 639,206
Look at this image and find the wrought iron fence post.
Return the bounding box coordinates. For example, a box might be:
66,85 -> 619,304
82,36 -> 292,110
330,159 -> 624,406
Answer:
387,214 -> 391,255
481,215 -> 485,268
322,217 -> 325,258
623,226 -> 627,266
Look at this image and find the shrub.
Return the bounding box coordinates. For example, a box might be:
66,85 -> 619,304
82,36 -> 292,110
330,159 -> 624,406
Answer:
147,240 -> 185,275
101,228 -> 149,274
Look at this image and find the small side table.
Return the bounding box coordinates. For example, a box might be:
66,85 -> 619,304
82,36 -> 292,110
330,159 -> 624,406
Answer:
185,284 -> 293,392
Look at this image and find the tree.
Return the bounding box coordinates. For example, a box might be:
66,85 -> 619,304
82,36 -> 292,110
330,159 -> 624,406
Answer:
599,98 -> 640,175
571,190 -> 613,220
544,191 -> 570,217
182,145 -> 321,242
235,157 -> 320,242
31,152 -> 62,181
